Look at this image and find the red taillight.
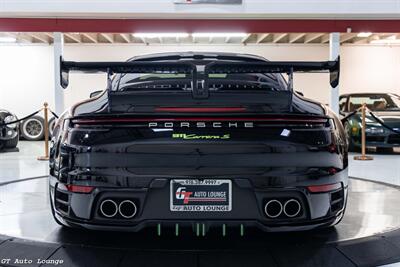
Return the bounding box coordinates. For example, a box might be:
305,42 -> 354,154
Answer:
155,107 -> 246,112
307,183 -> 341,193
66,185 -> 95,194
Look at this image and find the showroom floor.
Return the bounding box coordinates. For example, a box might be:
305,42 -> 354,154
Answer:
0,141 -> 48,185
349,148 -> 400,187
1,177 -> 400,267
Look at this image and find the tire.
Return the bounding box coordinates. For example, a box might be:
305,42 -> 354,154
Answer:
20,116 -> 44,141
4,132 -> 19,148
48,117 -> 56,137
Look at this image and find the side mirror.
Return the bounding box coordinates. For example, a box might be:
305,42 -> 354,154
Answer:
90,90 -> 102,98
296,91 -> 304,96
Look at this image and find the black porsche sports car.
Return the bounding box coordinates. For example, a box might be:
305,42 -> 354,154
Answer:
49,52 -> 348,233
0,109 -> 19,150
340,93 -> 400,152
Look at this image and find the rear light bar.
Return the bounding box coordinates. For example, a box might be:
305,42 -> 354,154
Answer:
66,185 -> 95,194
73,117 -> 328,124
307,183 -> 341,193
155,107 -> 247,112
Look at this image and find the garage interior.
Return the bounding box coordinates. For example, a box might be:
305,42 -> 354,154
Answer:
1,2 -> 400,267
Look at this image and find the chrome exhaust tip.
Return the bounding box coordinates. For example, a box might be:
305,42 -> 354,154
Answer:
118,200 -> 137,219
283,199 -> 301,218
99,199 -> 118,218
264,199 -> 283,218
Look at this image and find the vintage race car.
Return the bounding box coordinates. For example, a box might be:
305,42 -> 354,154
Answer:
0,109 -> 19,150
49,52 -> 348,233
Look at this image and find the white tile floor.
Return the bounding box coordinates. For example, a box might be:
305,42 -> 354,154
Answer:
349,149 -> 400,186
0,141 -> 48,184
0,141 -> 399,186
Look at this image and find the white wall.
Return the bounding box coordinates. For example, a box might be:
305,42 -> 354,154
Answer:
1,43 -> 400,117
0,45 -> 54,116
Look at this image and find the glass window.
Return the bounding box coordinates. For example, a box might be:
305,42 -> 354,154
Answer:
113,72 -> 288,92
348,94 -> 400,111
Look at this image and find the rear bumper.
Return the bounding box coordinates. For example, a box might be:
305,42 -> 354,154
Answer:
54,212 -> 344,233
49,169 -> 348,232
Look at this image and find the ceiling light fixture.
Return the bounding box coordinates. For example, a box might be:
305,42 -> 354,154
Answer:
357,32 -> 372,38
192,32 -> 248,38
0,36 -> 17,43
132,33 -> 189,38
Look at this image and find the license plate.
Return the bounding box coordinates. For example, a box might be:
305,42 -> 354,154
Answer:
170,179 -> 232,212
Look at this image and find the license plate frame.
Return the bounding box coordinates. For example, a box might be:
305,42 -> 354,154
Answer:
170,179 -> 232,212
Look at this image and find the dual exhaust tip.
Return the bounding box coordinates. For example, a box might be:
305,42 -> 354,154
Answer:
100,198 -> 300,219
264,199 -> 301,218
100,199 -> 137,219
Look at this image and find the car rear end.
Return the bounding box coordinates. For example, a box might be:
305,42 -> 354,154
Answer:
50,111 -> 348,232
49,53 -> 347,233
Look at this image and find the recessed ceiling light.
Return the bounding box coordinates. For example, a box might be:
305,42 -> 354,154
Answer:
192,32 -> 248,38
0,36 -> 17,43
357,32 -> 372,38
132,33 -> 189,38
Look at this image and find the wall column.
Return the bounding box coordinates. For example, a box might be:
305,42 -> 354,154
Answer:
329,32 -> 340,114
53,32 -> 64,115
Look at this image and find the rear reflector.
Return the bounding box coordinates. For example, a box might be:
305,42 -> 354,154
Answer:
307,183 -> 341,193
66,185 -> 95,194
155,107 -> 246,112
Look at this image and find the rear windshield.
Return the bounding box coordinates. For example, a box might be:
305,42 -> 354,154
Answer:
112,64 -> 288,92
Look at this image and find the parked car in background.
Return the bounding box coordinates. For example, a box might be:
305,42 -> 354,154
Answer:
339,93 -> 400,152
0,109 -> 19,150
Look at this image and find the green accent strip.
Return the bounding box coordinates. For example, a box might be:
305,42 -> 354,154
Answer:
240,224 -> 244,236
175,224 -> 179,236
196,223 -> 200,237
157,223 -> 161,236
222,224 -> 226,237
202,224 -> 206,236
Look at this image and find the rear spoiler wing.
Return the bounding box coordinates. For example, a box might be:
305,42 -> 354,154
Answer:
60,56 -> 340,97
60,58 -> 196,89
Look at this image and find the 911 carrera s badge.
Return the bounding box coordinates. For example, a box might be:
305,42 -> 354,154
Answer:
172,133 -> 230,140
170,179 -> 232,212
